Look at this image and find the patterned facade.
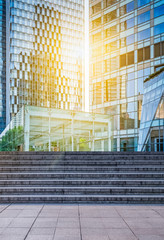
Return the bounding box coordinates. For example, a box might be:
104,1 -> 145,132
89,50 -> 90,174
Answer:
89,0 -> 164,151
8,0 -> 85,121
0,0 -> 6,133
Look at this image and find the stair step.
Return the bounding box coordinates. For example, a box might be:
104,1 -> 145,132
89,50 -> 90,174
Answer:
0,194 -> 164,204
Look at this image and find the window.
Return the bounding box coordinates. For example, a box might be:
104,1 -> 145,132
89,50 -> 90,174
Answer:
93,62 -> 102,76
127,18 -> 134,29
106,41 -> 117,53
127,51 -> 134,65
126,1 -> 134,13
154,5 -> 164,18
105,57 -> 118,72
105,0 -> 117,8
92,17 -> 101,29
105,25 -> 117,38
93,82 -> 102,105
120,1 -> 134,16
126,34 -> 134,45
120,54 -> 126,68
138,0 -> 150,8
127,80 -> 135,97
120,18 -> 134,31
104,10 -> 117,23
138,28 -> 150,41
92,32 -> 101,43
92,46 -> 102,58
154,41 -> 164,58
120,75 -> 126,99
138,46 -> 150,62
104,78 -> 117,102
138,11 -> 150,24
154,23 -> 164,36
120,51 -> 134,67
92,2 -> 101,14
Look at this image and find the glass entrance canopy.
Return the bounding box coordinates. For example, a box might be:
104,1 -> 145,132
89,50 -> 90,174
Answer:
0,106 -> 111,151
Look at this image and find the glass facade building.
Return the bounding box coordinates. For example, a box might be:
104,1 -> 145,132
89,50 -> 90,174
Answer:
6,0 -> 85,125
89,0 -> 164,151
0,0 -> 6,133
0,106 -> 111,152
138,69 -> 164,151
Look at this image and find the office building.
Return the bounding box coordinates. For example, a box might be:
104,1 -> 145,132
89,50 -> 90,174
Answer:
89,0 -> 164,151
5,0 -> 85,129
138,68 -> 164,151
0,0 -> 6,133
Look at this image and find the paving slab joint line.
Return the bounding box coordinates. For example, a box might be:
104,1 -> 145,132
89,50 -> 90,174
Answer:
52,204 -> 63,240
114,206 -> 139,240
23,204 -> 45,240
0,203 -> 12,214
78,204 -> 83,240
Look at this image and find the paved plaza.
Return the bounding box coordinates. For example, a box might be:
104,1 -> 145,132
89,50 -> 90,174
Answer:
0,204 -> 163,239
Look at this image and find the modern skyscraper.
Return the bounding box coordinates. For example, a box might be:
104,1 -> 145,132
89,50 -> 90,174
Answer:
0,0 -> 6,133
5,0 -> 85,129
89,0 -> 164,151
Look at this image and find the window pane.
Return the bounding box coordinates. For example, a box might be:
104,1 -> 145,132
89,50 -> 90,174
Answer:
127,80 -> 135,97
126,1 -> 134,13
120,54 -> 126,67
154,23 -> 164,36
126,34 -> 134,45
138,28 -> 150,41
138,0 -> 150,7
138,48 -> 143,62
154,5 -> 164,18
138,11 -> 150,24
154,43 -> 160,57
127,18 -> 134,29
144,46 -> 150,60
138,77 -> 144,95
127,51 -> 134,65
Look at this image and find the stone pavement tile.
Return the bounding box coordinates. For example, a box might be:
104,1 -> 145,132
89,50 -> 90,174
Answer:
7,204 -> 27,210
0,218 -> 13,228
18,209 -> 40,218
124,217 -> 164,229
43,205 -> 62,211
138,235 -> 164,240
54,228 -> 81,240
61,205 -> 79,210
0,235 -> 24,240
0,228 -> 5,234
102,217 -> 128,229
99,209 -> 120,218
39,210 -> 60,218
132,228 -> 159,235
26,235 -> 53,240
106,228 -> 138,240
59,210 -> 79,218
54,236 -> 80,240
81,218 -> 104,229
1,227 -> 29,236
118,209 -> 161,218
154,209 -> 164,218
9,217 -> 35,228
23,205 -> 43,210
33,217 -> 57,228
29,227 -> 55,235
115,206 -> 151,211
57,218 -> 80,228
79,209 -> 101,218
0,209 -> 21,218
81,228 -> 109,240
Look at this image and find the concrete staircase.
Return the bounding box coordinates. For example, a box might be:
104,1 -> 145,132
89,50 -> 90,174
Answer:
0,151 -> 164,203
